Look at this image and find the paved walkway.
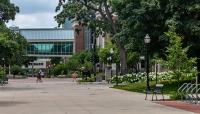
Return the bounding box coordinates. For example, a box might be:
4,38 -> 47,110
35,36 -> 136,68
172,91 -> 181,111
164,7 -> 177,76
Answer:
0,78 -> 195,114
157,101 -> 200,114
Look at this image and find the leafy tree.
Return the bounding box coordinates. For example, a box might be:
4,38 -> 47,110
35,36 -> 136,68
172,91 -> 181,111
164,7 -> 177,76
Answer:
0,0 -> 19,22
112,0 -> 200,81
111,0 -> 170,57
50,57 -> 62,65
64,51 -> 93,72
99,40 -> 119,64
53,64 -> 68,76
126,52 -> 140,73
55,0 -> 127,74
0,26 -> 28,66
11,65 -> 24,75
165,0 -> 200,82
0,0 -> 27,67
162,31 -> 196,83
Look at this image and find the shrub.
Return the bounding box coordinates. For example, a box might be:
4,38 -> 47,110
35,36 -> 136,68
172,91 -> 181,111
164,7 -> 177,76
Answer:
78,76 -> 95,82
11,65 -> 24,75
110,71 -> 186,84
111,73 -> 146,84
52,64 -> 69,76
170,93 -> 182,100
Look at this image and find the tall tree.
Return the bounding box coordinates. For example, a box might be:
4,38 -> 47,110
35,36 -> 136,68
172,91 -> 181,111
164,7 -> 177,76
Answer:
111,0 -> 170,57
0,0 -> 27,66
162,31 -> 196,84
0,26 -> 28,66
0,0 -> 19,22
55,0 -> 127,73
165,0 -> 200,82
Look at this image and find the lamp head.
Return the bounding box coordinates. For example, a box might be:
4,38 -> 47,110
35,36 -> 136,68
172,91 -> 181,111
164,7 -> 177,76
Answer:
110,48 -> 114,54
144,34 -> 151,44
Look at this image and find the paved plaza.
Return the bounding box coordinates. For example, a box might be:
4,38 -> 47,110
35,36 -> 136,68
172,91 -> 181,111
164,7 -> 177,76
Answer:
0,78 -> 195,114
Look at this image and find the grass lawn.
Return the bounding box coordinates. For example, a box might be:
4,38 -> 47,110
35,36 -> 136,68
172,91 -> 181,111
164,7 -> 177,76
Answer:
113,79 -> 195,99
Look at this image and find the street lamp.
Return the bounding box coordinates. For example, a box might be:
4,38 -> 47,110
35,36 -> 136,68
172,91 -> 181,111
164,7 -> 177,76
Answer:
144,34 -> 151,91
2,58 -> 5,80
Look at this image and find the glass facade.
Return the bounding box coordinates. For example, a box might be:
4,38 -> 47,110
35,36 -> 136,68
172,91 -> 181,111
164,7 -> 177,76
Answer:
27,42 -> 73,55
20,29 -> 74,40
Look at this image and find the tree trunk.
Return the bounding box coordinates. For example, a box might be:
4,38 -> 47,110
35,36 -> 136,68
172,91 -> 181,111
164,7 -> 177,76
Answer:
119,44 -> 127,75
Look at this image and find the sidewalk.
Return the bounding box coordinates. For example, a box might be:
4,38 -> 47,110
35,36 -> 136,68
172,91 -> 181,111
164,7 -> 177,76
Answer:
0,78 -> 195,114
157,100 -> 200,114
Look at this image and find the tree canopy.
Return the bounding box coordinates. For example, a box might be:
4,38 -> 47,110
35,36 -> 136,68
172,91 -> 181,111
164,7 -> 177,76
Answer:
55,0 -> 200,76
0,0 -> 19,22
55,0 -> 129,73
0,1 -> 28,66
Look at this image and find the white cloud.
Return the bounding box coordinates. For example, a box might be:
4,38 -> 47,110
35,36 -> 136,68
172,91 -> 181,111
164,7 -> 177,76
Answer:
10,0 -> 59,14
7,0 -> 60,28
7,13 -> 58,28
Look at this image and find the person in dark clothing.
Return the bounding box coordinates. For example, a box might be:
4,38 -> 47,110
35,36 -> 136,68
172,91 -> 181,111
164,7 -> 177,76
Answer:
36,69 -> 43,83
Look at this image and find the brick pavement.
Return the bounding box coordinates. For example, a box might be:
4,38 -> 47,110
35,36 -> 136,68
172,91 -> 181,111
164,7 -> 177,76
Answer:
157,100 -> 200,114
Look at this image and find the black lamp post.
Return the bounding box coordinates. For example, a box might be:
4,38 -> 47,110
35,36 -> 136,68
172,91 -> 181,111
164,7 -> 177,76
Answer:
2,58 -> 5,80
155,61 -> 158,84
144,34 -> 151,91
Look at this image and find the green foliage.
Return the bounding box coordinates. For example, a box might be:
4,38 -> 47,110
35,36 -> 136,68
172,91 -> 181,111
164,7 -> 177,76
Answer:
50,57 -> 62,65
161,31 -> 197,82
0,67 -> 3,77
67,51 -> 93,70
52,64 -> 68,76
11,65 -> 24,75
111,71 -> 196,84
52,51 -> 94,75
0,1 -> 27,66
55,0 -> 118,34
99,40 -> 119,64
0,25 -> 28,66
55,0 -> 128,74
113,79 -> 195,100
170,93 -> 182,100
126,52 -> 139,69
0,0 -> 19,22
78,76 -> 95,83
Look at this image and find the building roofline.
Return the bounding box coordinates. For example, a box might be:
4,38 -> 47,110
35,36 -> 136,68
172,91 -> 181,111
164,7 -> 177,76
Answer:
19,28 -> 74,31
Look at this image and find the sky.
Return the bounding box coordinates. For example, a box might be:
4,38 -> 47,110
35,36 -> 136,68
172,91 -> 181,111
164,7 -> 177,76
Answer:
6,0 -> 60,28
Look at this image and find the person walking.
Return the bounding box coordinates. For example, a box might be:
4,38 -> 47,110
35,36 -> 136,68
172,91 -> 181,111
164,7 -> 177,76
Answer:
36,69 -> 43,83
72,71 -> 78,82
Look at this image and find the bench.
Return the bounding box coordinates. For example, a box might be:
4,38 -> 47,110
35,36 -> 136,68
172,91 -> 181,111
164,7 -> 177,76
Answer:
152,84 -> 164,101
0,76 -> 8,86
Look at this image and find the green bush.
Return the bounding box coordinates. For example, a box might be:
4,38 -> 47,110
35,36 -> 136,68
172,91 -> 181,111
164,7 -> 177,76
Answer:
111,71 -> 196,84
0,67 -> 4,78
78,76 -> 95,82
170,93 -> 182,100
11,65 -> 24,75
52,64 -> 68,76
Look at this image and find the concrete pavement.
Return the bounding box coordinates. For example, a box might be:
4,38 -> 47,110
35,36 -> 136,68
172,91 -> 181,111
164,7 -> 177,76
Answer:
0,78 -> 195,114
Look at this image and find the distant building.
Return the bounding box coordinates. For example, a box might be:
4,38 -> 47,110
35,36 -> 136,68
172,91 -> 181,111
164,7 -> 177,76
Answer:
10,19 -> 105,69
20,28 -> 74,58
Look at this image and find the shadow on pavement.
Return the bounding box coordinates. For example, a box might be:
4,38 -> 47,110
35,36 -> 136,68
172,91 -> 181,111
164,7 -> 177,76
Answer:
0,101 -> 29,107
0,86 -> 41,91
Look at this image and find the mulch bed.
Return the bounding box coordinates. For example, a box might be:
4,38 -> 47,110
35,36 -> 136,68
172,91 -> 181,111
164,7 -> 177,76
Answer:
156,100 -> 200,114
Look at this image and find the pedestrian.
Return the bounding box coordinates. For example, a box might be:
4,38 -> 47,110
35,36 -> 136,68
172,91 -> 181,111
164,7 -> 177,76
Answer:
36,69 -> 43,83
72,71 -> 78,82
